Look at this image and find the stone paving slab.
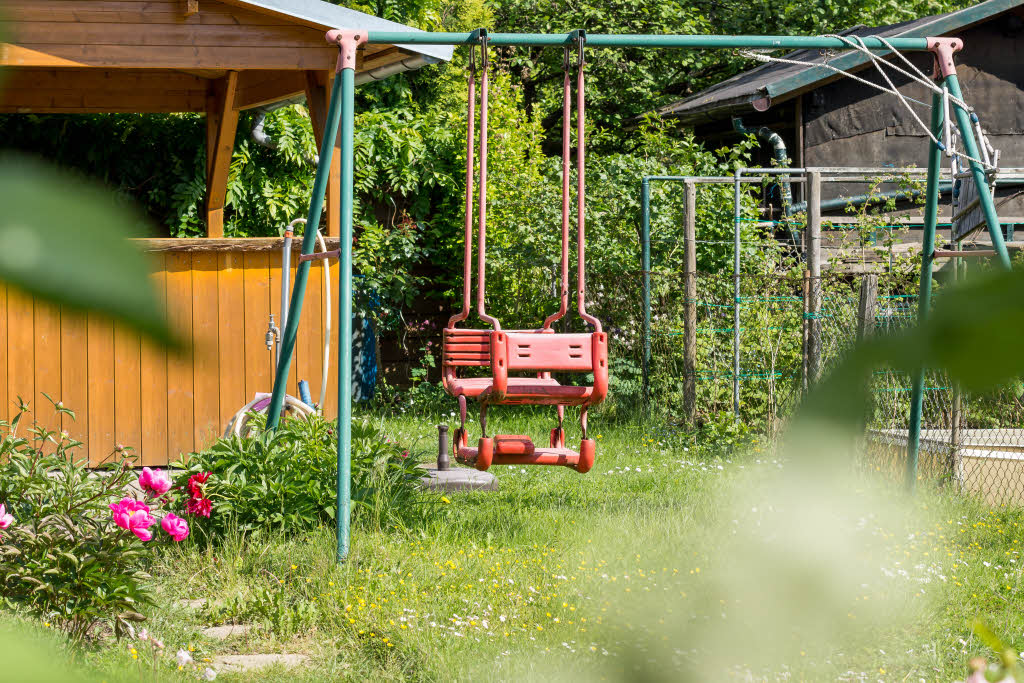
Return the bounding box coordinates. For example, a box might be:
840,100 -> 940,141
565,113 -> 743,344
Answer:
201,624 -> 253,640
212,653 -> 309,673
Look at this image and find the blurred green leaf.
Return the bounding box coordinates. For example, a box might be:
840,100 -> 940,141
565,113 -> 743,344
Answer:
0,154 -> 178,347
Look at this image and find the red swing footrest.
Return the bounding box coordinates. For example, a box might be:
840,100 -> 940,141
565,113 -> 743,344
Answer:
455,434 -> 595,473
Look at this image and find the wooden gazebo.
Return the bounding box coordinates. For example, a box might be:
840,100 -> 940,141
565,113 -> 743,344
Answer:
0,0 -> 452,236
0,0 -> 452,466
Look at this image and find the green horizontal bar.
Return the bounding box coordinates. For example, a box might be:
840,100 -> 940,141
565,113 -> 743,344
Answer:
366,32 -> 931,50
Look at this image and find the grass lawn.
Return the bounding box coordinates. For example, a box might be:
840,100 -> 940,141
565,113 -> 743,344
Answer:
12,409 -> 1024,682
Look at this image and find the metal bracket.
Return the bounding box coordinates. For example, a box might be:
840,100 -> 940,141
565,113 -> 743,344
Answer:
926,36 -> 963,80
298,248 -> 340,263
325,29 -> 368,73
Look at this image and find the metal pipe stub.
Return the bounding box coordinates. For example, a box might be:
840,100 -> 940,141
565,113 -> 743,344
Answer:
298,249 -> 341,263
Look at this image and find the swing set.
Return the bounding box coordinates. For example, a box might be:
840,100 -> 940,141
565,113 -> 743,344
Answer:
260,28 -> 1006,562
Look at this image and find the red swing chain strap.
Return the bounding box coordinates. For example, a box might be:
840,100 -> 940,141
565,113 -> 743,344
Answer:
447,43 -> 478,329
574,33 -> 602,333
543,46 -> 574,331
475,34 -> 502,330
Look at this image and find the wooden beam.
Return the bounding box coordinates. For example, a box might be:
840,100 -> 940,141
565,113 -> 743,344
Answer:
206,71 -> 239,239
233,69 -> 306,110
2,42 -> 337,70
304,69 -> 340,238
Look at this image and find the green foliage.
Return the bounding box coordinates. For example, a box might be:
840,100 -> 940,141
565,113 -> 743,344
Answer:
0,401 -> 169,643
178,414 -> 431,536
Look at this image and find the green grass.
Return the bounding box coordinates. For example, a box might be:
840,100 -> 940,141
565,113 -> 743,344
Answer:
11,409 -> 1024,682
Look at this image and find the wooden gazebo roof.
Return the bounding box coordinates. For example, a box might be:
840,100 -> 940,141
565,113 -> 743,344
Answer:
0,0 -> 453,236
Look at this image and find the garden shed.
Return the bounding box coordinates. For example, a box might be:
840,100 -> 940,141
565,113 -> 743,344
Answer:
658,0 -> 1024,224
0,0 -> 452,465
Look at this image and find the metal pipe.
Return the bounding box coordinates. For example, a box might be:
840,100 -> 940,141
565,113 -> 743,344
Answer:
945,73 -> 1011,269
364,32 -> 931,50
733,169 -> 742,417
641,177 -> 651,409
438,424 -> 450,471
732,117 -> 794,221
906,91 -> 944,494
336,50 -> 358,563
265,72 -> 345,431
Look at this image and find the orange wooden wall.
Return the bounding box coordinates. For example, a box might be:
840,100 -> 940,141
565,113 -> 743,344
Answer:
0,240 -> 339,466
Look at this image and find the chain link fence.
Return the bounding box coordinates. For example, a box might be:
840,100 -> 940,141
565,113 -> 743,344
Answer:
636,233 -> 1024,507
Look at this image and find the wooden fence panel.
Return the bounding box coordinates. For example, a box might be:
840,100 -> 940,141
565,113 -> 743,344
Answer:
0,240 -> 342,466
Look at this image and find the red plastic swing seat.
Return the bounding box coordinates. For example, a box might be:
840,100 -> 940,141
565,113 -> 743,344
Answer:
441,328 -> 608,407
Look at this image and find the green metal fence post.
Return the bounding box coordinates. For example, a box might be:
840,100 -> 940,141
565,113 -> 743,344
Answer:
641,177 -> 651,410
906,91 -> 944,493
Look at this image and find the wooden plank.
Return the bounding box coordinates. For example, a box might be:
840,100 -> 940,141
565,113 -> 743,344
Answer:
206,70 -> 238,238
166,252 -> 195,462
191,252 -> 222,450
86,314 -> 115,467
316,71 -> 341,238
242,251 -> 273,405
59,309 -> 89,458
1,22 -> 330,49
217,252 -> 246,431
324,253 -> 340,419
139,262 -> 168,466
33,300 -> 62,440
233,69 -> 305,110
0,89 -> 207,114
2,43 -> 338,70
3,68 -> 208,90
113,324 -> 142,458
2,1 -> 315,26
135,237 -> 341,252
6,289 -> 34,419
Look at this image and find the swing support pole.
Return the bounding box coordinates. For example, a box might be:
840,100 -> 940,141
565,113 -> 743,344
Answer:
904,38 -> 1009,492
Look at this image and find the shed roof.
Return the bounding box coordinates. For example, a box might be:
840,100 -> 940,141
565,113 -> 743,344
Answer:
657,0 -> 1023,124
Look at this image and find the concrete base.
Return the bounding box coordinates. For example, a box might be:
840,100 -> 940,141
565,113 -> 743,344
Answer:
419,462 -> 498,492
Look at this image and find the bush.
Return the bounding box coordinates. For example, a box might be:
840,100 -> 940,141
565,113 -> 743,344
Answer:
177,414 -> 430,538
0,401 -> 189,642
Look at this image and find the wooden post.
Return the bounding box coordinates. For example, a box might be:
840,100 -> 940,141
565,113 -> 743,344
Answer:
683,180 -> 697,423
856,273 -> 878,341
205,71 -> 239,239
806,170 -> 822,385
305,70 -> 342,238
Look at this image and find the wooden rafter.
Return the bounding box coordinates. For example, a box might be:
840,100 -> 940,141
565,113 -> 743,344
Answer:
206,71 -> 240,238
304,69 -> 340,238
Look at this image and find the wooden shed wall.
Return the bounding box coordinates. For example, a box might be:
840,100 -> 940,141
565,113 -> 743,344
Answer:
0,240 -> 339,466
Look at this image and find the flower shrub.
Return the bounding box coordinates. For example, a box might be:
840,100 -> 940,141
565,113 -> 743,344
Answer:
0,402 -> 188,642
177,413 -> 429,537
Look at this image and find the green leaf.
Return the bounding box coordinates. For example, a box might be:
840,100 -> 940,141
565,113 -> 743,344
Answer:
0,154 -> 179,347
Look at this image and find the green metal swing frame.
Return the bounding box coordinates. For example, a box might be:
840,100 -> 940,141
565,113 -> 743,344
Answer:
262,30 -> 1007,563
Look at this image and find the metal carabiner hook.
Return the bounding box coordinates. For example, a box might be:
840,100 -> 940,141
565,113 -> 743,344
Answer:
575,30 -> 586,72
479,32 -> 490,72
562,46 -> 571,73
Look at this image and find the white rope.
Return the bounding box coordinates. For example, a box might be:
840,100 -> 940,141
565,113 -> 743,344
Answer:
740,36 -> 992,169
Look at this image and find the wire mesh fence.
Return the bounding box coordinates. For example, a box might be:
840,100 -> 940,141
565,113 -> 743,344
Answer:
636,233 -> 1024,508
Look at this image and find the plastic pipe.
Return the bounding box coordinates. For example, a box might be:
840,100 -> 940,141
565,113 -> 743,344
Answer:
732,118 -> 794,214
317,229 -> 332,409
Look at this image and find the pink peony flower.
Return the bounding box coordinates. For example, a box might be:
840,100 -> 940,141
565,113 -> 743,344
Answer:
186,497 -> 212,518
161,513 -> 190,542
109,498 -> 156,541
138,467 -> 172,496
0,503 -> 13,540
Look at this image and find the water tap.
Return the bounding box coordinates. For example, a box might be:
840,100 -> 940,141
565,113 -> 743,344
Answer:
266,314 -> 280,350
